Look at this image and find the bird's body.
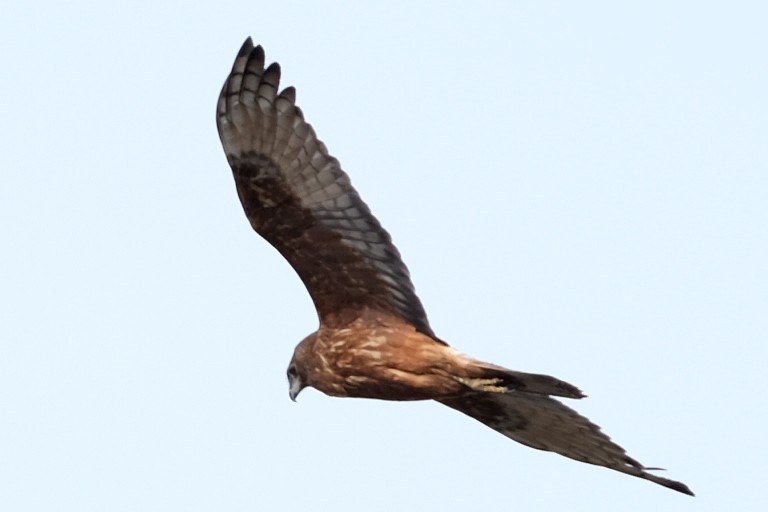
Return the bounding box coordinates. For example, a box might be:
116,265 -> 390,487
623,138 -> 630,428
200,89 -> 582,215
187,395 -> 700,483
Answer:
290,310 -> 583,401
216,38 -> 693,496
293,313 -> 464,401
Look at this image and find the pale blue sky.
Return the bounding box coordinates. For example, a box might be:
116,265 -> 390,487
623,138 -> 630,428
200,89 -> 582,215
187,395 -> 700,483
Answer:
1,2 -> 766,511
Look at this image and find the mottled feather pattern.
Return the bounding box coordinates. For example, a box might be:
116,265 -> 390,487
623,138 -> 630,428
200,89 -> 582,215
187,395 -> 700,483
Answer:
217,39 -> 434,336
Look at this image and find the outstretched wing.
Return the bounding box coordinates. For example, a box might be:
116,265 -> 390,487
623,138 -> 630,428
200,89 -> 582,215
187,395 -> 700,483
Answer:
217,38 -> 434,337
438,393 -> 694,496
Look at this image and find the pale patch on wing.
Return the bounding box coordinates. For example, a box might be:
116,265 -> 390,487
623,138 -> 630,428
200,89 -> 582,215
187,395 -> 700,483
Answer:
454,377 -> 507,393
360,335 -> 388,348
346,375 -> 375,384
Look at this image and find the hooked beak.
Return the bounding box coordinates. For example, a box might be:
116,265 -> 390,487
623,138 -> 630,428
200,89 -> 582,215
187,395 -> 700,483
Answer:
288,375 -> 304,402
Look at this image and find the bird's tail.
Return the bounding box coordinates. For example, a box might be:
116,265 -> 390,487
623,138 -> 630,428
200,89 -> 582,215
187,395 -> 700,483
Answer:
461,360 -> 586,399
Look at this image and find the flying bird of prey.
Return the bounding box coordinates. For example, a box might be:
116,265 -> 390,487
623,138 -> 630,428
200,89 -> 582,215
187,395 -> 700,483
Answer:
216,38 -> 693,496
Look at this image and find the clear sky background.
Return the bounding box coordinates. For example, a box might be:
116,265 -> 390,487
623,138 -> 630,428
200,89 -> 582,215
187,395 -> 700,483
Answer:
1,2 -> 766,511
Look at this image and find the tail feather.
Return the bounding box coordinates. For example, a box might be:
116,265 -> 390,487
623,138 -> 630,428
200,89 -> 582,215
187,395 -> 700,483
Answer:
468,361 -> 585,399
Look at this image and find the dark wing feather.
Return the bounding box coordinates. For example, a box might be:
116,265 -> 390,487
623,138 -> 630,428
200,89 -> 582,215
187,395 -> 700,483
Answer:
438,393 -> 694,496
216,38 -> 434,337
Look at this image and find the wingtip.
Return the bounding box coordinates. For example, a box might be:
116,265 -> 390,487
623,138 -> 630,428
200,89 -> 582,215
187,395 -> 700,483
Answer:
265,61 -> 282,77
239,37 -> 254,57
641,470 -> 695,496
560,382 -> 586,399
667,479 -> 695,497
279,86 -> 297,104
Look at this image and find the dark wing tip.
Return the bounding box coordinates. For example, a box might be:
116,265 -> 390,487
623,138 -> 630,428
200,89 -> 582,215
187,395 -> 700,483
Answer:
238,37 -> 254,57
264,62 -> 281,77
279,86 -> 296,104
651,474 -> 695,496
624,448 -> 694,496
632,459 -> 694,496
673,481 -> 695,497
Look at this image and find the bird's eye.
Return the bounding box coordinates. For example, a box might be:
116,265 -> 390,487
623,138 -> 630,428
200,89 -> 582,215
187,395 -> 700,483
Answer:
287,366 -> 298,379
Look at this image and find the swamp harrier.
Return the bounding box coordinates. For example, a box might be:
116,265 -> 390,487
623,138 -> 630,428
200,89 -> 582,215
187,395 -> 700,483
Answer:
216,38 -> 693,496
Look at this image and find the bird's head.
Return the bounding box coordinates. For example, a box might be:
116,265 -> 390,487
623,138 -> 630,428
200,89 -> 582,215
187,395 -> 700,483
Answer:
287,334 -> 313,401
286,360 -> 305,402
